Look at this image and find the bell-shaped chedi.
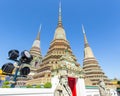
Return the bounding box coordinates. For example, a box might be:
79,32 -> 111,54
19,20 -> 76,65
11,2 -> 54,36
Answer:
82,25 -> 110,86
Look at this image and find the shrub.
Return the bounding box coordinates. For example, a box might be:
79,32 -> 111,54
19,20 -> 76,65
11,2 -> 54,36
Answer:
2,85 -> 10,88
3,81 -> 9,85
2,80 -> 10,88
35,85 -> 41,88
26,84 -> 33,88
44,82 -> 52,88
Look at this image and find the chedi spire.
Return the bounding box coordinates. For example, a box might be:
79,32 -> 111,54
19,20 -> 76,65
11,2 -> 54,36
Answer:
54,1 -> 67,40
57,1 -> 63,28
30,24 -> 42,56
82,25 -> 110,86
82,25 -> 94,58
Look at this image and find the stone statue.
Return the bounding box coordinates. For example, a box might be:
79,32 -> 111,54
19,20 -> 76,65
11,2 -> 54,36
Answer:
54,75 -> 72,96
98,79 -> 111,96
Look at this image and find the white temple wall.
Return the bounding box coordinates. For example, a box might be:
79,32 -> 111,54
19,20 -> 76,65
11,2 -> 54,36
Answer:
0,88 -> 119,96
0,77 -> 59,96
51,76 -> 59,91
0,88 -> 54,96
86,88 -> 100,96
1,77 -> 118,96
76,78 -> 86,96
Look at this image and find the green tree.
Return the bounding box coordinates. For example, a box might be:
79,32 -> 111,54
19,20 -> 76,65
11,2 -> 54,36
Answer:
44,82 -> 52,88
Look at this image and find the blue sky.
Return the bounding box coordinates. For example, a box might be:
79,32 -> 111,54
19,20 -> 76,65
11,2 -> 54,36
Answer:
0,0 -> 120,79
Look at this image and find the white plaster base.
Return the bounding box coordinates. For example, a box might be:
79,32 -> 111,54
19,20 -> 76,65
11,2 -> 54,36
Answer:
76,78 -> 86,96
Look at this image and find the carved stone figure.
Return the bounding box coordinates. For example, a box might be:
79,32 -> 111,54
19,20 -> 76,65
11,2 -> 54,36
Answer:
98,79 -> 111,96
54,75 -> 72,96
